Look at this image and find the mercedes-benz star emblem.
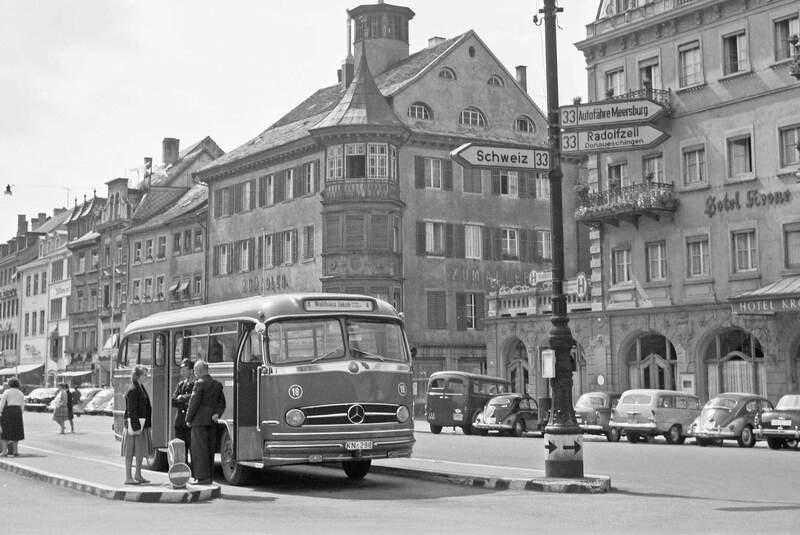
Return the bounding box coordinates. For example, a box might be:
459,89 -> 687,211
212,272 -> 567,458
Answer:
347,404 -> 365,424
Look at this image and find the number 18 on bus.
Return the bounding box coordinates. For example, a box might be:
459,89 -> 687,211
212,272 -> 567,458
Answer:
113,293 -> 415,484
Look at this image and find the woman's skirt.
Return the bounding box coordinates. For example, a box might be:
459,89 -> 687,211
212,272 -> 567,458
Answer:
0,405 -> 24,441
120,427 -> 153,458
52,404 -> 68,424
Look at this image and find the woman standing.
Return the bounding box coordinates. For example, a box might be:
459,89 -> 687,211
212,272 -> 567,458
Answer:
0,378 -> 26,456
52,384 -> 69,434
121,365 -> 153,485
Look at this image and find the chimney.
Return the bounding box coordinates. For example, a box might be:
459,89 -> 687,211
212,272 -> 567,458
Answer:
162,138 -> 180,166
16,214 -> 27,237
38,212 -> 47,224
337,68 -> 342,84
54,208 -> 65,216
515,66 -> 528,92
342,60 -> 354,89
428,37 -> 446,49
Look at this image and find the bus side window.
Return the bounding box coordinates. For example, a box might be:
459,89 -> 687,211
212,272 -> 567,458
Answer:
173,331 -> 184,364
241,329 -> 264,363
154,334 -> 166,367
118,337 -> 131,366
139,335 -> 153,367
209,323 -> 238,362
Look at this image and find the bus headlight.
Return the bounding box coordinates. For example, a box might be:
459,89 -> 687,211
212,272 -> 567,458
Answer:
285,409 -> 305,427
396,405 -> 410,423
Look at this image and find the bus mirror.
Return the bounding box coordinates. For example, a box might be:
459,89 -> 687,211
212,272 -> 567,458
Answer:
254,321 -> 267,337
398,312 -> 405,322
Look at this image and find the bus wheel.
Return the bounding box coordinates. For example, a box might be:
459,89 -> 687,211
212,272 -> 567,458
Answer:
342,459 -> 371,480
220,430 -> 251,486
429,424 -> 442,434
146,449 -> 168,472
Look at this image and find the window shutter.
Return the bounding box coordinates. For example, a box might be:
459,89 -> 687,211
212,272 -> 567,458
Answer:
294,166 -> 302,197
214,190 -> 222,218
248,237 -> 255,271
232,241 -> 241,273
226,243 -> 233,275
455,224 -> 465,259
249,180 -> 257,210
482,226 -> 492,260
258,176 -> 267,207
291,229 -> 298,263
455,292 -> 466,331
519,171 -> 529,198
520,230 -> 531,263
314,160 -> 320,192
445,223 -> 455,257
427,291 -> 446,330
212,245 -> 219,276
345,215 -> 364,249
234,184 -> 243,213
491,169 -> 501,195
416,221 -> 427,255
443,160 -> 453,190
475,294 -> 485,330
534,231 -> 542,260
493,228 -> 503,259
257,236 -> 263,269
275,173 -> 285,202
273,233 -> 283,265
325,214 -> 341,251
370,214 -> 389,249
415,156 -> 425,188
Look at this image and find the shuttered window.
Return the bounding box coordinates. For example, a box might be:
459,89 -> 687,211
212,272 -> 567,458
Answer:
325,214 -> 342,251
369,214 -> 389,250
426,291 -> 447,330
456,293 -> 485,331
345,215 -> 365,249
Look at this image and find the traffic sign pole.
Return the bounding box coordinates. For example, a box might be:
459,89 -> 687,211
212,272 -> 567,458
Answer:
541,0 -> 583,479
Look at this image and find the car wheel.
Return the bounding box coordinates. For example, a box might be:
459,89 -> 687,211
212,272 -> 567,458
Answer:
737,426 -> 756,448
626,433 -> 640,443
787,438 -> 799,449
665,425 -> 682,445
462,421 -> 474,435
220,429 -> 252,485
606,428 -> 621,442
146,448 -> 168,472
767,437 -> 785,450
342,459 -> 371,480
695,437 -> 712,447
429,424 -> 442,434
512,419 -> 526,438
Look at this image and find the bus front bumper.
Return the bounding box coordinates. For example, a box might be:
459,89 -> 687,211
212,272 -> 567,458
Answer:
262,432 -> 415,466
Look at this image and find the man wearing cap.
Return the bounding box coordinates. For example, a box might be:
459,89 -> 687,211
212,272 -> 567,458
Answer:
171,358 -> 195,465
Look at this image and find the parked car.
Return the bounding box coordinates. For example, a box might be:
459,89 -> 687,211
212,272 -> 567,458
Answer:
473,393 -> 548,436
688,393 -> 772,448
99,395 -> 114,416
24,387 -> 58,412
83,389 -> 114,415
574,391 -> 622,442
610,389 -> 701,444
74,387 -> 103,415
425,371 -> 511,435
755,394 -> 800,450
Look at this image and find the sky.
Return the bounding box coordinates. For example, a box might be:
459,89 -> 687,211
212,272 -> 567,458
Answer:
0,0 -> 597,240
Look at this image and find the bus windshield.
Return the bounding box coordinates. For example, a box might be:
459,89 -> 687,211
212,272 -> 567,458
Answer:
267,317 -> 407,364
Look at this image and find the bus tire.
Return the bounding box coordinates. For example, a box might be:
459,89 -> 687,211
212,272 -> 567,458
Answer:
146,449 -> 168,472
342,459 -> 371,480
429,424 -> 442,434
220,430 -> 251,486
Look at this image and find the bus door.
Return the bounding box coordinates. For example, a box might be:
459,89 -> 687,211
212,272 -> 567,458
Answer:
150,332 -> 169,449
235,327 -> 264,461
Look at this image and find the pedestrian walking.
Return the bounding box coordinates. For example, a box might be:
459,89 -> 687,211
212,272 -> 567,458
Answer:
171,358 -> 195,466
67,383 -> 81,433
0,378 -> 26,456
52,384 -> 69,434
185,359 -> 225,484
121,365 -> 153,485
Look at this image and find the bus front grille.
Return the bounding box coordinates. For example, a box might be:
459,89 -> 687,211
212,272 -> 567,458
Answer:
301,403 -> 399,425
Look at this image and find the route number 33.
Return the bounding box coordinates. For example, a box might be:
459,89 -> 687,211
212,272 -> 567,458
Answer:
534,151 -> 549,168
562,133 -> 578,151
561,108 -> 577,127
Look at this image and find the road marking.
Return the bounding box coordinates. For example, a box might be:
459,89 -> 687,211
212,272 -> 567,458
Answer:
21,444 -> 141,472
408,457 -> 544,475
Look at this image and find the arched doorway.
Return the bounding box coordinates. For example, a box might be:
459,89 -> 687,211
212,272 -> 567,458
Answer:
626,332 -> 677,390
705,328 -> 765,397
505,338 -> 529,394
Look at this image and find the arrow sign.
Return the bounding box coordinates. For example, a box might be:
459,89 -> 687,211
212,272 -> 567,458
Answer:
561,125 -> 668,154
562,440 -> 582,455
545,441 -> 557,454
450,143 -> 551,171
559,98 -> 666,129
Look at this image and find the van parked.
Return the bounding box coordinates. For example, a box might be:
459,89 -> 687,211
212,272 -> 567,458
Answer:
610,389 -> 701,444
425,371 -> 511,435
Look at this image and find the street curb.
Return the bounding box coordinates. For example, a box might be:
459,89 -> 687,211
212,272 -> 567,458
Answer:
370,464 -> 611,493
0,459 -> 221,503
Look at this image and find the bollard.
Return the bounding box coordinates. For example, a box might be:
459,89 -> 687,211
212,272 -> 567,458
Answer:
167,438 -> 191,489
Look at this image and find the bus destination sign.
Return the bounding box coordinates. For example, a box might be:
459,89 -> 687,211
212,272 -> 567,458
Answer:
304,299 -> 375,312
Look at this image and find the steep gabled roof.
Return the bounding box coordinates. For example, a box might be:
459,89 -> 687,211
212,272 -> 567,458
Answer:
126,184 -> 208,235
131,187 -> 188,222
143,136 -> 224,188
31,208 -> 73,234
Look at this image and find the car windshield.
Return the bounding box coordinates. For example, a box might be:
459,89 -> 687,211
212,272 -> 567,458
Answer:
576,395 -> 606,408
489,396 -> 517,407
706,397 -> 737,410
620,393 -> 652,405
776,395 -> 800,410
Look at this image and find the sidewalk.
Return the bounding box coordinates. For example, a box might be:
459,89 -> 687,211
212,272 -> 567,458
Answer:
0,443 -> 220,503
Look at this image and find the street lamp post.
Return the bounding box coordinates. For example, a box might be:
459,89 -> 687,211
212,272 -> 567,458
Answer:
541,0 -> 583,479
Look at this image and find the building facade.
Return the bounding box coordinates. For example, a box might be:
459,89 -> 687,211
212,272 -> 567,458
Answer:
194,1 -> 583,405
488,0 -> 800,404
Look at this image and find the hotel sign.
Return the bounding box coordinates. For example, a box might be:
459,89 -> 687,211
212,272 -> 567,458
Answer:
732,297 -> 800,315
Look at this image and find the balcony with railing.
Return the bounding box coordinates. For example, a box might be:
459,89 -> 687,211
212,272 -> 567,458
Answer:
604,87 -> 671,114
322,179 -> 400,204
575,181 -> 678,227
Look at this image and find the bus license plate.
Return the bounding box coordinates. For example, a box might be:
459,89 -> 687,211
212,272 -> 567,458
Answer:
345,440 -> 373,451
453,413 -> 463,422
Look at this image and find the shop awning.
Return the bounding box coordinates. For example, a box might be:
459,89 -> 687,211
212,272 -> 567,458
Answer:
730,276 -> 800,314
57,370 -> 93,377
0,363 -> 44,375
177,280 -> 190,293
167,282 -> 179,293
102,333 -> 118,351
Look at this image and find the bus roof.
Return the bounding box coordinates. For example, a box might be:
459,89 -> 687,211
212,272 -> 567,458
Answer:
123,293 -> 400,336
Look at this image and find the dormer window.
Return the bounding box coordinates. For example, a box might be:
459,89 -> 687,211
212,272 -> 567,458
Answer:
408,102 -> 432,120
459,107 -> 487,127
438,67 -> 456,80
514,115 -> 536,133
487,75 -> 504,87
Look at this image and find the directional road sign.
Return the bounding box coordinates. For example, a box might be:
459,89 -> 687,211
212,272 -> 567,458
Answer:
560,124 -> 668,154
559,98 -> 666,129
450,143 -> 550,171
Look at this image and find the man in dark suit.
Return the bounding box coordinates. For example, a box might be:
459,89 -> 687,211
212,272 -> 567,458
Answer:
185,359 -> 225,484
171,358 -> 195,465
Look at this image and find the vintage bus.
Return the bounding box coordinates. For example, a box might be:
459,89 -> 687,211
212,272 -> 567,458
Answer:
112,293 -> 415,484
